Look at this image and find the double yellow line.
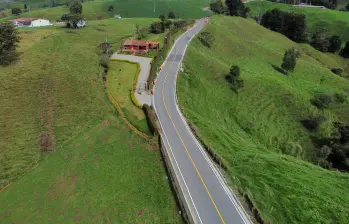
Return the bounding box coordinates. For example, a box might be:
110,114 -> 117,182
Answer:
160,46 -> 226,224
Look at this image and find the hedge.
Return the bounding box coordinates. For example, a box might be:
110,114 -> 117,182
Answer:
142,104 -> 159,136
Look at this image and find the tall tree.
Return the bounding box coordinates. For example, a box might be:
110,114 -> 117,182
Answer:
225,0 -> 249,18
281,48 -> 297,73
0,22 -> 21,65
69,0 -> 82,14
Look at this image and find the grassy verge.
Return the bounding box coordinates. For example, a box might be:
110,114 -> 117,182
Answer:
0,18 -> 181,223
247,1 -> 349,42
106,61 -> 151,136
177,16 -> 349,223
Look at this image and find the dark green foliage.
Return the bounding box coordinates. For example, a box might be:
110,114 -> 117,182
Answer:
301,116 -> 327,132
24,4 -> 27,10
331,68 -> 343,76
229,65 -> 244,91
310,93 -> 333,109
311,32 -> 330,52
334,93 -> 347,103
11,8 -> 22,15
281,47 -> 297,73
0,22 -> 20,66
210,1 -> 225,14
340,42 -> 349,58
346,3 -> 349,11
108,5 -> 114,12
225,0 -> 250,18
164,20 -> 173,29
159,13 -> 166,22
328,35 -> 342,53
168,11 -> 175,19
149,22 -> 164,34
198,31 -> 215,48
142,104 -> 159,136
261,9 -> 307,43
69,0 -> 82,14
173,20 -> 187,29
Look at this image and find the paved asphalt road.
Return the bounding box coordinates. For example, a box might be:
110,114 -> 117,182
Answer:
153,19 -> 252,224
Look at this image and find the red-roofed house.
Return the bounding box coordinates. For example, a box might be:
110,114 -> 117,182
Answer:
122,39 -> 160,53
10,18 -> 52,27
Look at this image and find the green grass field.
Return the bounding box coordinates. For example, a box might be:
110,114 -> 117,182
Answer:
177,16 -> 349,223
106,61 -> 151,135
247,1 -> 349,42
0,18 -> 182,223
1,0 -> 211,22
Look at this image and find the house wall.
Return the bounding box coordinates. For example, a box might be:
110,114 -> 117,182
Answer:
31,19 -> 51,27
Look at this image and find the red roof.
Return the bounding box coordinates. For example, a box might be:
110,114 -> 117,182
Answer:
123,39 -> 150,46
9,18 -> 37,23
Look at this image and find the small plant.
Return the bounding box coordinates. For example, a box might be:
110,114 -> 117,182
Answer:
310,93 -> 333,109
331,68 -> 343,76
281,47 -> 298,74
198,32 -> 214,48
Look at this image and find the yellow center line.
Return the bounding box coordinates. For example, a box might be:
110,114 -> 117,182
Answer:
161,46 -> 226,224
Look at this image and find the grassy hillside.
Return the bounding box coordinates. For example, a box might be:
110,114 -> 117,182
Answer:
0,18 -> 181,223
1,0 -> 211,22
177,16 -> 349,223
247,1 -> 349,42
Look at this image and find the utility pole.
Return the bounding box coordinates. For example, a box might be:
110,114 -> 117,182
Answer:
153,0 -> 156,17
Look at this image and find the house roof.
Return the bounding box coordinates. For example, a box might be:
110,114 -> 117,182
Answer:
10,18 -> 37,23
123,39 -> 160,46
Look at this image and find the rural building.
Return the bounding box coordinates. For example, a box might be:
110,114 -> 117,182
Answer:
10,18 -> 52,27
122,40 -> 160,53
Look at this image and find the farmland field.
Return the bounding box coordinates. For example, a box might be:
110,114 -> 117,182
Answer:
177,15 -> 349,223
247,1 -> 349,42
0,18 -> 181,223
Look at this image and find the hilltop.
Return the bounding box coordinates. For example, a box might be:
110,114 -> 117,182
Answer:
247,1 -> 349,42
178,15 -> 349,223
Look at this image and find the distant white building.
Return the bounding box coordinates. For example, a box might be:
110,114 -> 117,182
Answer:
30,19 -> 52,27
114,15 -> 122,19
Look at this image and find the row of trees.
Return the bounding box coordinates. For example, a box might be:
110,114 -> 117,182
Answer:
149,12 -> 177,34
261,9 -> 307,43
210,0 -> 250,18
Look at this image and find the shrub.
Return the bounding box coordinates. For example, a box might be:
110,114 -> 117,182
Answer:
310,93 -> 333,109
311,32 -> 330,52
164,20 -> 173,29
229,65 -> 244,91
331,68 -> 343,76
142,104 -> 159,136
173,20 -> 187,29
301,116 -> 327,132
281,47 -> 297,73
11,8 -> 22,15
210,1 -> 225,14
328,35 -> 342,53
340,42 -> 349,58
198,31 -> 215,48
334,93 -> 346,103
149,22 -> 164,34
168,11 -> 175,19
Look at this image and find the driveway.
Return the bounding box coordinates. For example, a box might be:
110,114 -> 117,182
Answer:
111,53 -> 152,106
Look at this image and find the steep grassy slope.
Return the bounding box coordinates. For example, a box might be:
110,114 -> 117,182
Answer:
177,16 -> 349,223
247,1 -> 349,42
0,19 -> 181,223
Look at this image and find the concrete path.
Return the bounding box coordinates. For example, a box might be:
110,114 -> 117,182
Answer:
110,53 -> 152,106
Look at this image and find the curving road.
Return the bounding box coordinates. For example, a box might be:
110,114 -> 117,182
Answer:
153,19 -> 252,224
